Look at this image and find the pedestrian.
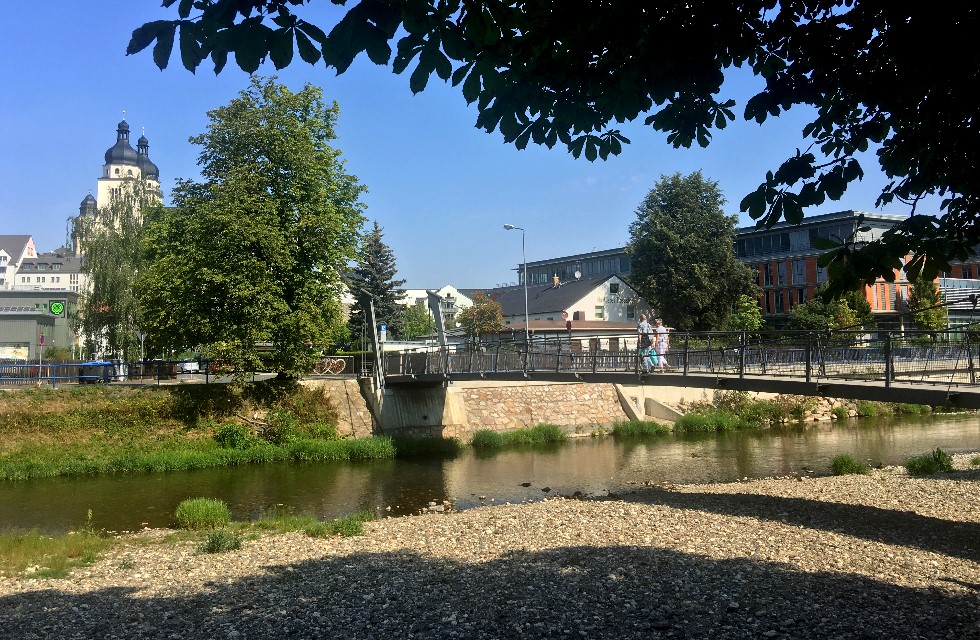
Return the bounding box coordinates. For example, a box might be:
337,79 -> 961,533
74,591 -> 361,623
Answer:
637,314 -> 653,372
654,318 -> 671,372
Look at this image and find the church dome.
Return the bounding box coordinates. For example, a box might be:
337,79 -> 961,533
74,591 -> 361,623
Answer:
136,134 -> 160,180
79,194 -> 97,215
104,119 -> 138,166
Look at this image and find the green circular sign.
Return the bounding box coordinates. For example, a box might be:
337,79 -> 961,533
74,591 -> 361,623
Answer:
50,301 -> 65,316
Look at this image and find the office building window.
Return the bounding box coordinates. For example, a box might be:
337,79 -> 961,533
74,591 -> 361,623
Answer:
775,290 -> 784,313
763,263 -> 774,287
792,259 -> 806,284
776,261 -> 787,286
816,266 -> 828,283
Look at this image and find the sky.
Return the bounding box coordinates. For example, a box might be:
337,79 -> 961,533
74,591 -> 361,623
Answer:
0,3 -> 934,290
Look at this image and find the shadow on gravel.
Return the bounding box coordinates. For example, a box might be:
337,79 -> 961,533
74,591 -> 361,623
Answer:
1,545 -> 978,639
618,487 -> 980,563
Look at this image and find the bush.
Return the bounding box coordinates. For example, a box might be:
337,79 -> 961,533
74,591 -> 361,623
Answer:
198,529 -> 242,554
831,454 -> 870,475
175,498 -> 231,530
214,422 -> 256,449
831,406 -> 850,421
612,420 -> 670,437
892,403 -> 931,415
904,448 -> 954,475
855,401 -> 881,417
471,430 -> 505,448
674,413 -> 713,433
972,456 -> 980,466
528,423 -> 568,443
261,408 -> 298,445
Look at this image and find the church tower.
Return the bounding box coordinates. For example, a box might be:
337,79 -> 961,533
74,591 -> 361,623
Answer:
96,118 -> 161,207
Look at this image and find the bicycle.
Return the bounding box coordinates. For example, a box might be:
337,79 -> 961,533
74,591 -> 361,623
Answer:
313,357 -> 347,375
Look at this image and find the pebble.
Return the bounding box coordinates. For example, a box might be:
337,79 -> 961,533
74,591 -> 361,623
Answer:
1,456 -> 978,639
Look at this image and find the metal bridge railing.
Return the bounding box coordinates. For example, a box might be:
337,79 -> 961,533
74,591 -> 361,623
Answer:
382,328 -> 980,389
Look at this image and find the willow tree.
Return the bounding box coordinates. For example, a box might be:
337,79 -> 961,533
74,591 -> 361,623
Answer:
74,178 -> 159,360
136,77 -> 365,378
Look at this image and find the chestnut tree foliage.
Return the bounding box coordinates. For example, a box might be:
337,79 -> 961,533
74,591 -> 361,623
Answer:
129,2 -> 980,295
136,77 -> 365,378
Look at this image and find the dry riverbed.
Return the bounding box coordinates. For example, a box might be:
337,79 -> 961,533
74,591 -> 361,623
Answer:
2,456 -> 978,639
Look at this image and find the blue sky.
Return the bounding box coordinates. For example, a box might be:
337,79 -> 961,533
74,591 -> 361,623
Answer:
0,3 -> 931,289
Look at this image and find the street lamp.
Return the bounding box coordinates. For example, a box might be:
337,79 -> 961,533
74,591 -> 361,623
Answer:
503,224 -> 530,346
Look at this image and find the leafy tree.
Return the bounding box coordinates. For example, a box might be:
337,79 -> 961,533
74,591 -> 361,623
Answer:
136,77 -> 365,378
399,303 -> 437,340
456,292 -> 503,343
130,3 -> 980,291
347,221 -> 406,347
908,275 -> 948,331
627,172 -> 755,331
727,294 -> 764,332
74,178 -> 159,360
840,288 -> 876,330
786,298 -> 859,332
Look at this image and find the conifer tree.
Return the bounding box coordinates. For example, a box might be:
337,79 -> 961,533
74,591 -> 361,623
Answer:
347,221 -> 406,347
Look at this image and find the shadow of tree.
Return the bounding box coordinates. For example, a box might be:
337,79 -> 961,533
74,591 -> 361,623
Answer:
618,487 -> 980,563
2,544 -> 977,639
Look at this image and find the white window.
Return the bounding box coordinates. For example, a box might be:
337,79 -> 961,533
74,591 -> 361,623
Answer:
594,306 -> 604,319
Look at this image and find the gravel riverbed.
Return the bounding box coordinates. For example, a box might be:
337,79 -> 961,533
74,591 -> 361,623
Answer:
2,456 -> 978,640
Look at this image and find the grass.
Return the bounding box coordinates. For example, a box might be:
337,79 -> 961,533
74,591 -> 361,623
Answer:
674,409 -> 755,433
175,498 -> 231,530
611,420 -> 670,437
249,505 -> 374,538
972,456 -> 980,466
198,529 -> 242,554
830,453 -> 870,475
470,423 -> 569,449
0,510 -> 113,578
904,448 -> 954,475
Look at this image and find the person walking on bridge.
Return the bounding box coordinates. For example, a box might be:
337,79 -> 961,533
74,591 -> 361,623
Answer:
654,318 -> 672,372
637,314 -> 654,373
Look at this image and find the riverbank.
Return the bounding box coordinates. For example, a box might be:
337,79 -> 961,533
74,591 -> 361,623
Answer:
2,457 -> 978,639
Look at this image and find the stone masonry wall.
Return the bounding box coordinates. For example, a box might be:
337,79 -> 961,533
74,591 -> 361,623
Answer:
300,379 -> 377,438
457,382 -> 631,432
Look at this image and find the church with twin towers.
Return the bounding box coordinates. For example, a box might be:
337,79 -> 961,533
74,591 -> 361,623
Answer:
72,116 -> 162,255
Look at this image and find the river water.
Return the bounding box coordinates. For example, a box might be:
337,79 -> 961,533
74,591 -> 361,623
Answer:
2,415 -> 978,534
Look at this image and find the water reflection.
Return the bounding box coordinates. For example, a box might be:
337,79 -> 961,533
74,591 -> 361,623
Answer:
1,415 -> 977,534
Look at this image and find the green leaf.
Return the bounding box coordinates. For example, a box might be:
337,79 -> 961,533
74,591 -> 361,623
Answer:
178,22 -> 200,73
462,67 -> 481,102
127,20 -> 172,56
811,237 -> 842,250
409,60 -> 430,93
295,29 -> 322,64
269,29 -> 294,70
152,22 -> 178,70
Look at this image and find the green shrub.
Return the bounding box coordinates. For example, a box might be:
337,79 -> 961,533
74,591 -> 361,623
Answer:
740,399 -> 782,428
831,454 -> 870,475
831,406 -> 850,421
712,390 -> 753,415
175,498 -> 231,530
261,408 -> 298,445
528,423 -> 568,443
704,411 -> 744,432
971,456 -> 980,466
904,448 -> 954,475
612,420 -> 670,437
855,401 -> 881,417
198,529 -> 242,554
892,403 -> 931,415
304,421 -> 339,440
471,430 -> 505,448
214,421 -> 256,449
674,413 -> 713,433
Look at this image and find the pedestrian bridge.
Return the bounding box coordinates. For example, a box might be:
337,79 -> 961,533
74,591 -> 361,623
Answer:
382,329 -> 980,409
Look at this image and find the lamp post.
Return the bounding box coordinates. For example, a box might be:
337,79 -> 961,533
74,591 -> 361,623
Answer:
503,224 -> 530,347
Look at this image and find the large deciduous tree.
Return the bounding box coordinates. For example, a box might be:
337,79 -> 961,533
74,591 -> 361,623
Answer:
74,178 -> 159,360
129,3 -> 980,292
627,172 -> 755,331
136,77 -> 365,378
347,221 -> 406,347
399,303 -> 437,340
